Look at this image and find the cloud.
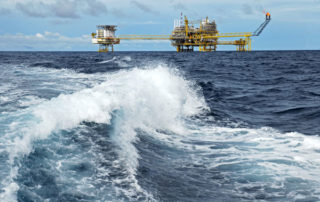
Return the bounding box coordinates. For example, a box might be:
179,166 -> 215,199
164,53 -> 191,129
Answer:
15,1 -> 79,18
111,8 -> 132,18
35,33 -> 44,38
0,8 -> 11,15
0,31 -> 91,51
84,0 -> 108,16
130,0 -> 157,14
13,0 -> 108,19
0,31 -> 168,51
49,0 -> 80,18
16,2 -> 48,18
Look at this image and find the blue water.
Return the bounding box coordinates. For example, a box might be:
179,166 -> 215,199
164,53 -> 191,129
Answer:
0,51 -> 320,201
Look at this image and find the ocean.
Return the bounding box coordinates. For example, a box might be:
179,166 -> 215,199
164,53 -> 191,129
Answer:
0,51 -> 319,201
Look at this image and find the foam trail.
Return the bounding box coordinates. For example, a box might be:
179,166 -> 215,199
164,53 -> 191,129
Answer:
98,56 -> 117,64
178,123 -> 320,200
0,64 -> 207,201
98,56 -> 131,65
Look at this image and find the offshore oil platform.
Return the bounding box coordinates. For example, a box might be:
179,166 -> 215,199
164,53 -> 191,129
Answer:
91,13 -> 271,52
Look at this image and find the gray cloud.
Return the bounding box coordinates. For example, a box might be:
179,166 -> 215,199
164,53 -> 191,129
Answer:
14,0 -> 108,19
130,0 -> 157,14
0,8 -> 11,15
16,2 -> 48,18
49,0 -> 80,18
111,8 -> 132,19
84,0 -> 108,16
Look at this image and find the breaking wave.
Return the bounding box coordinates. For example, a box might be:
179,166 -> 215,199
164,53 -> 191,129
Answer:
0,59 -> 320,201
0,64 -> 206,201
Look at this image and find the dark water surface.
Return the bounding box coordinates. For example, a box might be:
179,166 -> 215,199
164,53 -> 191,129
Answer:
0,51 -> 319,201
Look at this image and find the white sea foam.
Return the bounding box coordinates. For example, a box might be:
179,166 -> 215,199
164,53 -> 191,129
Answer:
18,96 -> 45,107
98,56 -> 132,67
2,62 -> 320,201
181,125 -> 320,199
0,64 -> 207,201
122,56 -> 132,62
98,56 -> 117,64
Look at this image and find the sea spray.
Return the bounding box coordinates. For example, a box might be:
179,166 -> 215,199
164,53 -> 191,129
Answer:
0,64 -> 207,201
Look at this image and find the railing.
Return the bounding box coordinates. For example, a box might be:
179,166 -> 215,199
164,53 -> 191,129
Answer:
109,32 -> 254,40
216,32 -> 253,37
118,35 -> 170,40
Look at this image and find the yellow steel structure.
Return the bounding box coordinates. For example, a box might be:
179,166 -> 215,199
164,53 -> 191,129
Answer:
117,34 -> 252,52
117,35 -> 170,40
91,14 -> 270,52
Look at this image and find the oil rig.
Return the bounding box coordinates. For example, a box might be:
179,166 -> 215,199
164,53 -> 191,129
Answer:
91,13 -> 271,52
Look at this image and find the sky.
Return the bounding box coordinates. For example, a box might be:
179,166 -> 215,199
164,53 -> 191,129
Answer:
0,0 -> 319,51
